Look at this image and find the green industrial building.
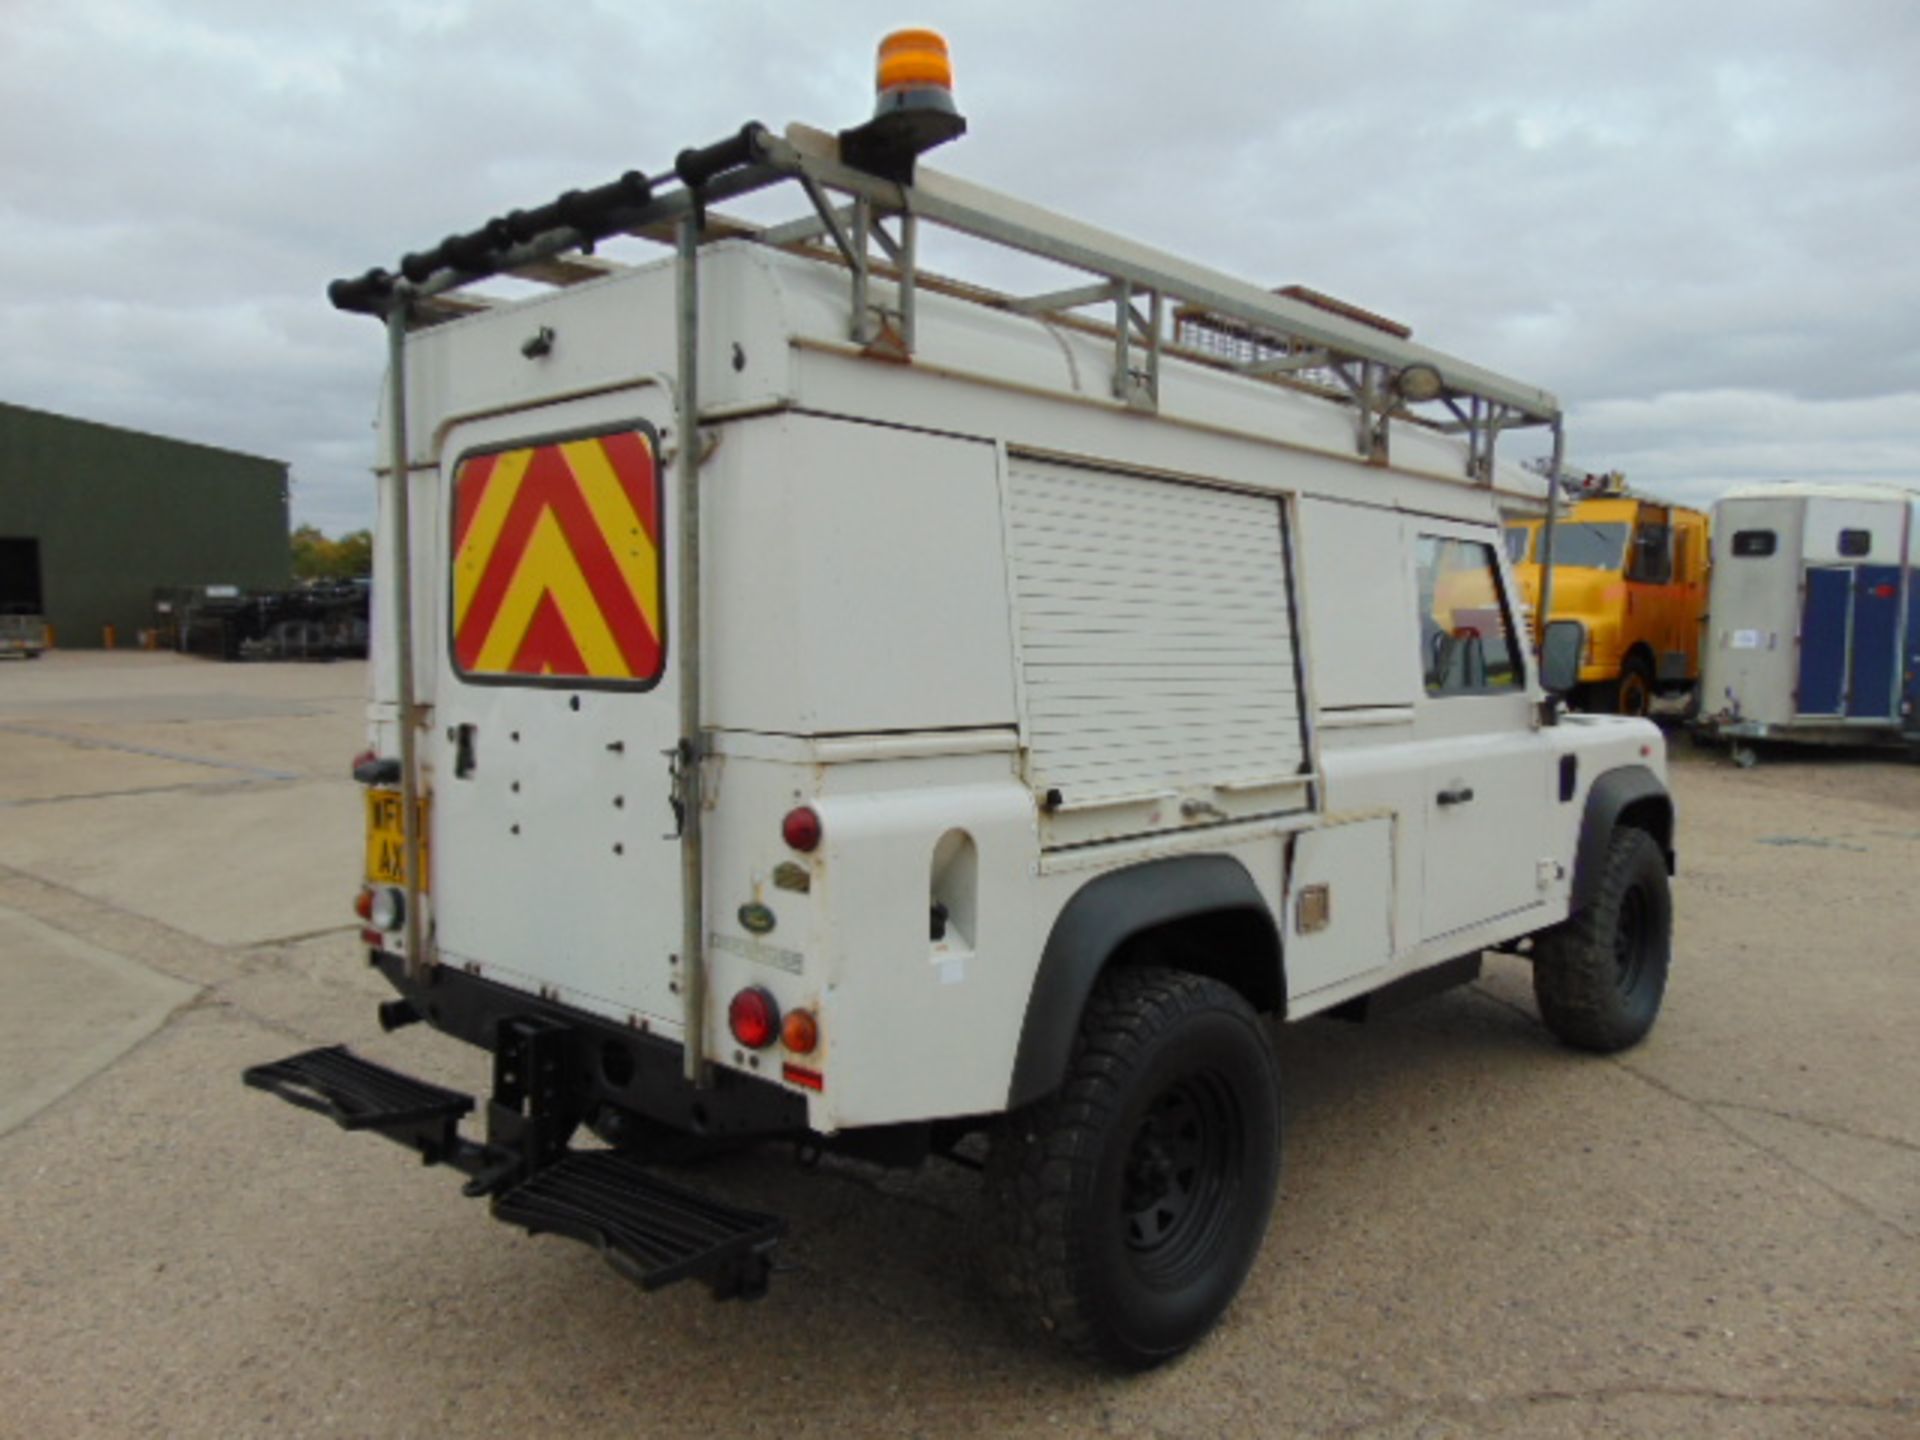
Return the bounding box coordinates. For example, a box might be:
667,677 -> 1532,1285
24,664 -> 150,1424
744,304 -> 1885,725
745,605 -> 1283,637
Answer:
0,401 -> 289,648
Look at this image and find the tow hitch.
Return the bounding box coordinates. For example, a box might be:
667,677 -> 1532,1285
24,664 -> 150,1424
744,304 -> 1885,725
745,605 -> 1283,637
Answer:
242,1028 -> 784,1301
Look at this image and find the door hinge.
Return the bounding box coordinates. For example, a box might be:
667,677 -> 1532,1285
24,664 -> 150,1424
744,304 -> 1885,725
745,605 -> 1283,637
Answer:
664,739 -> 698,839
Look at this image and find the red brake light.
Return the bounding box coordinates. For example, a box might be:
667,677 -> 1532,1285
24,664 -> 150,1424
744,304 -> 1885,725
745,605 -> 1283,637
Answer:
781,806 -> 822,853
353,887 -> 375,922
728,987 -> 780,1050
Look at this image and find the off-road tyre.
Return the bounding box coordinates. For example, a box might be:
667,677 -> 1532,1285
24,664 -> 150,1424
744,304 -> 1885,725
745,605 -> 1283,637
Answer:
984,966 -> 1281,1370
1533,826 -> 1671,1052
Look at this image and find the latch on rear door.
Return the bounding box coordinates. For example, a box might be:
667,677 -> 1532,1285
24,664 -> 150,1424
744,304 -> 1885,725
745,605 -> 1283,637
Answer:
452,723 -> 478,779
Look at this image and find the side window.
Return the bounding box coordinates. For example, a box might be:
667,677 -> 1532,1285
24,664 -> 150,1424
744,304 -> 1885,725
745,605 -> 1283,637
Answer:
1415,535 -> 1523,697
1626,522 -> 1673,583
1732,529 -> 1776,558
1837,529 -> 1872,558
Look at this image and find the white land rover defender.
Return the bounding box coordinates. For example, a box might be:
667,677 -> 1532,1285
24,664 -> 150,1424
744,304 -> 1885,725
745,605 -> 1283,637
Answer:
246,32 -> 1675,1369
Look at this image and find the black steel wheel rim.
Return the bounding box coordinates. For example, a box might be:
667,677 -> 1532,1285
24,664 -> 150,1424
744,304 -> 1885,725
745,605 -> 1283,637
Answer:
1120,1071 -> 1243,1287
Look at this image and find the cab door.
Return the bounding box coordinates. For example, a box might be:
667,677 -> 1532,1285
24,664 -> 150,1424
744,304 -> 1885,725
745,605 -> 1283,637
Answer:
1412,524 -> 1554,941
1673,513 -> 1711,682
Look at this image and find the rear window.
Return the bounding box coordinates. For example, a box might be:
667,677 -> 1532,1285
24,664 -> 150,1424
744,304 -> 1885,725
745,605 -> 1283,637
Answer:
449,423 -> 665,688
1838,529 -> 1872,558
1732,529 -> 1777,558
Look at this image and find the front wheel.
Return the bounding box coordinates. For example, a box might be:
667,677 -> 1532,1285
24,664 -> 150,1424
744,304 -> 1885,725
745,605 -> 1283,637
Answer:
1533,826 -> 1671,1052
984,967 -> 1281,1370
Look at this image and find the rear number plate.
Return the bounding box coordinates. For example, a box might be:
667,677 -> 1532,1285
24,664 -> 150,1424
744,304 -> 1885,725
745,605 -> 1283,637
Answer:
365,789 -> 430,891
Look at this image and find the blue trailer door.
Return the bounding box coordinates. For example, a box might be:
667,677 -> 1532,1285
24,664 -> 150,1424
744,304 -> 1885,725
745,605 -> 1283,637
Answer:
1904,570 -> 1920,734
1797,567 -> 1851,716
1847,566 -> 1902,719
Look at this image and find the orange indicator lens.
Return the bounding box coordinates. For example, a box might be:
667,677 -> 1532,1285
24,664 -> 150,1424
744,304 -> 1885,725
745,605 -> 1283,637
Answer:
782,1008 -> 819,1055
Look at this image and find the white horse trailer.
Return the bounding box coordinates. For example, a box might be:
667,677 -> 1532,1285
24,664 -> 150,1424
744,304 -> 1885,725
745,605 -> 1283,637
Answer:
1698,482 -> 1920,758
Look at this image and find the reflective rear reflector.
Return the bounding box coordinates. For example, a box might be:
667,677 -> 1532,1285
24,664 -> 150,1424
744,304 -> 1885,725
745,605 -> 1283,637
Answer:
370,887 -> 406,932
781,806 -> 823,853
782,1063 -> 824,1091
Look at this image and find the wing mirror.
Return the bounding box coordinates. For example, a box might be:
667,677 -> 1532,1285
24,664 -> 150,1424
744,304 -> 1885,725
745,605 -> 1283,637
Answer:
1539,619 -> 1585,696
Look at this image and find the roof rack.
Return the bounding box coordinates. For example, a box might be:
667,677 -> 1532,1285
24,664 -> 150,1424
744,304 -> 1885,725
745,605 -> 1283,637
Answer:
331,120 -> 1562,478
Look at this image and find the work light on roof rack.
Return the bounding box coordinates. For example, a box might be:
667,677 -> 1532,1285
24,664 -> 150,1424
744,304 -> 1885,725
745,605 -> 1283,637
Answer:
1394,363 -> 1446,404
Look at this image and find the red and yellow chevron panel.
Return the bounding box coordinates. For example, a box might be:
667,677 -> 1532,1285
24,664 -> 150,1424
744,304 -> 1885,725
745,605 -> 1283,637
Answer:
451,427 -> 664,683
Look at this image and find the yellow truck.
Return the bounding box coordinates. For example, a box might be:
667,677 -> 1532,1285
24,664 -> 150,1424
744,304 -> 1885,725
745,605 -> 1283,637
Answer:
1506,483 -> 1710,716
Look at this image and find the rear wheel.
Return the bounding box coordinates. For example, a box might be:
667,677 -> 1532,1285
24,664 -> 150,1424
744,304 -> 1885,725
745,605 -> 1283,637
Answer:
1615,653 -> 1656,717
1533,826 -> 1671,1052
984,967 -> 1281,1369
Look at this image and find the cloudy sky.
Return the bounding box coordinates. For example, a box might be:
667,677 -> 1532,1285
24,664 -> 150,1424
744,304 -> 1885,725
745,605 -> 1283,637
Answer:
3,0 -> 1914,533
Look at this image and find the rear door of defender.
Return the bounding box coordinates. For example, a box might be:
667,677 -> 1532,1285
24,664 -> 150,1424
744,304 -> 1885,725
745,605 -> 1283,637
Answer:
428,388 -> 684,1029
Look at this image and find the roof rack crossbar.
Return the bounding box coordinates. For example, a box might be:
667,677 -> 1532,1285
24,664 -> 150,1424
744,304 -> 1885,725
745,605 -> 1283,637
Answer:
1009,280 -> 1122,316
1241,349 -> 1332,378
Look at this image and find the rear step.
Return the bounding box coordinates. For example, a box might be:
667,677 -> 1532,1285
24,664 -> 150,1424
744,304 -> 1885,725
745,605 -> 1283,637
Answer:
495,1151 -> 784,1299
242,1043 -> 784,1301
242,1045 -> 472,1161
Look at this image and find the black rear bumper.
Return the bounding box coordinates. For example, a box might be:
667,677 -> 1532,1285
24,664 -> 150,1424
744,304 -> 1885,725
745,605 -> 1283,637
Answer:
369,948 -> 808,1141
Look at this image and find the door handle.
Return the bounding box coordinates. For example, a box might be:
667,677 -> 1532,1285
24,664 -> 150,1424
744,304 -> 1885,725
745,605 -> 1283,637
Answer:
452,723 -> 477,780
1436,785 -> 1475,807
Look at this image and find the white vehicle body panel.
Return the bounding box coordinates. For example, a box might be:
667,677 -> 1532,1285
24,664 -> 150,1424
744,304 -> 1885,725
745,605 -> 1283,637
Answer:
1283,817 -> 1393,1001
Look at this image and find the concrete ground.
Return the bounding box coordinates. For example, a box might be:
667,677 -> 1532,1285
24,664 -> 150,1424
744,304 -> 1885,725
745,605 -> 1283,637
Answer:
0,651 -> 1914,1439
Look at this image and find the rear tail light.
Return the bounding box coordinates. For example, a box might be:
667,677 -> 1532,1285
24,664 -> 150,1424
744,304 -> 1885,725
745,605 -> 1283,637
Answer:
353,887 -> 375,922
782,1008 -> 819,1055
728,987 -> 780,1049
781,805 -> 822,853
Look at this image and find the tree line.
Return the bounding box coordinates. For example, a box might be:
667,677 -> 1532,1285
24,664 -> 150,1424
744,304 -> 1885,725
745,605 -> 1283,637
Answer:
292,525 -> 373,581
